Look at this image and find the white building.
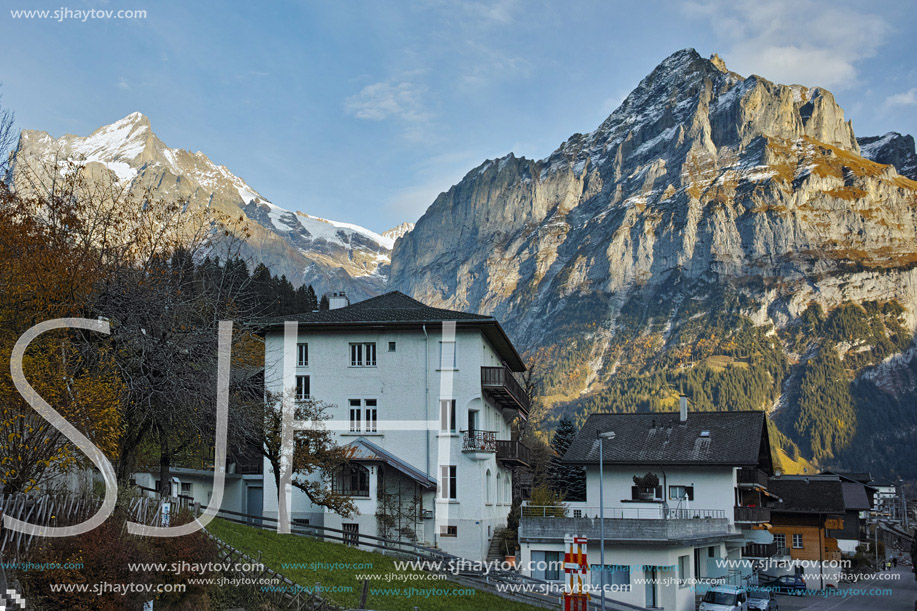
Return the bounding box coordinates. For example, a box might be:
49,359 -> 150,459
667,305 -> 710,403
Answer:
259,291 -> 530,560
519,404 -> 777,611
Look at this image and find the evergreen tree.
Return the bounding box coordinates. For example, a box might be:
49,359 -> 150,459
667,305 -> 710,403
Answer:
547,416 -> 586,501
319,294 -> 330,310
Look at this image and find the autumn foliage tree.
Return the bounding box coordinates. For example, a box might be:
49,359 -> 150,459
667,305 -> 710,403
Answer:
0,179 -> 122,494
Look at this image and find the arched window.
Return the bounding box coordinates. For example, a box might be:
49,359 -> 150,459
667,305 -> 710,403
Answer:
496,472 -> 503,504
485,469 -> 492,504
333,464 -> 370,497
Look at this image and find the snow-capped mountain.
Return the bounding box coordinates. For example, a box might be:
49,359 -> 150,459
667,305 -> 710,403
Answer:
11,112 -> 399,300
382,222 -> 415,243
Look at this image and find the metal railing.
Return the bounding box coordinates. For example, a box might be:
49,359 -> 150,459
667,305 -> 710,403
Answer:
462,429 -> 497,452
521,504 -> 726,520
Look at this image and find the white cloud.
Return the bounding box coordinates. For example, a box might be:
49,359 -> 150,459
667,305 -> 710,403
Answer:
885,88 -> 917,108
683,0 -> 888,90
344,80 -> 431,122
117,78 -> 130,90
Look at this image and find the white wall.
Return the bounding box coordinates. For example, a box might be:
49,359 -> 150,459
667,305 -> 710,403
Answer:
132,470 -> 254,515
520,540 -> 699,611
261,325 -> 517,560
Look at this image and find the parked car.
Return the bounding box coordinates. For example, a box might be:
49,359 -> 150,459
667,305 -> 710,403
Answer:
699,585 -> 749,610
760,574 -> 806,594
747,589 -> 778,610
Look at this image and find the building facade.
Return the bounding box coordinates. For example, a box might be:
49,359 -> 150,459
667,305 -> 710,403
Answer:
519,405 -> 776,611
259,291 -> 530,561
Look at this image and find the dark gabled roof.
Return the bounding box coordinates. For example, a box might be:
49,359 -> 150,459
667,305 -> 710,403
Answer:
346,437 -> 437,490
562,410 -> 768,467
841,482 -> 872,511
256,291 -> 525,371
265,291 -> 493,325
768,476 -> 847,514
820,470 -> 873,484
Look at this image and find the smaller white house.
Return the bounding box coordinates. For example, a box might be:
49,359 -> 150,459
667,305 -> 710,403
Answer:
519,403 -> 777,611
132,464 -> 263,518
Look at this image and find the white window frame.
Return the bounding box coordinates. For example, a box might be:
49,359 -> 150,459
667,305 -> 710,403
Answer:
365,399 -> 377,433
792,534 -> 803,549
440,465 -> 457,500
297,342 -> 309,367
349,399 -> 361,433
350,342 -> 377,367
439,340 -> 456,369
295,375 -> 310,401
440,399 -> 456,433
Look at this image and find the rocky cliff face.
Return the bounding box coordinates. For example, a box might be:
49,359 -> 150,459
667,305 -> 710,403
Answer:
390,49 -> 917,477
11,113 -> 399,300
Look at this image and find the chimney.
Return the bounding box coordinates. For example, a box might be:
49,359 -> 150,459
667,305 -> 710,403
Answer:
328,291 -> 350,310
679,395 -> 688,423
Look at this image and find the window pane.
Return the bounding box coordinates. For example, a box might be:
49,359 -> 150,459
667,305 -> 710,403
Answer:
440,341 -> 456,368
297,343 -> 308,367
366,343 -> 376,366
365,399 -> 377,433
440,400 -> 456,432
296,375 -> 310,400
350,400 -> 361,432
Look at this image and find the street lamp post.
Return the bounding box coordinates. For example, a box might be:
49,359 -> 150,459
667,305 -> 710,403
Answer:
598,430 -> 615,611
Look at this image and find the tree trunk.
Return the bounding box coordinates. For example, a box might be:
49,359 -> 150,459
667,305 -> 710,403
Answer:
159,434 -> 172,497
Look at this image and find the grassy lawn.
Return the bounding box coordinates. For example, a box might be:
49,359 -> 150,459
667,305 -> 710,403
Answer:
207,518 -> 542,611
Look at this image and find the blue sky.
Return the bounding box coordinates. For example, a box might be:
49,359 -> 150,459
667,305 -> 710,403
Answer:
3,0 -> 916,233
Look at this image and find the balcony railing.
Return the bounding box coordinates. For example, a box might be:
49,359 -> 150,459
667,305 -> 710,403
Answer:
521,504 -> 726,520
462,430 -> 497,453
520,504 -> 734,542
481,366 -> 531,417
742,542 -> 789,558
496,440 -> 531,467
734,506 -> 771,524
737,468 -> 769,488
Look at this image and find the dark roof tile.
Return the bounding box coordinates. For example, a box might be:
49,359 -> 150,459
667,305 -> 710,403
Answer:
563,411 -> 767,466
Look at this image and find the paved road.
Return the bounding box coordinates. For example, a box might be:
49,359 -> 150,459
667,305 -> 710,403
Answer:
777,567 -> 916,611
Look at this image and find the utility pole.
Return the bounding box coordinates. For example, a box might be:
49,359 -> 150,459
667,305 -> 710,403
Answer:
597,430 -> 615,611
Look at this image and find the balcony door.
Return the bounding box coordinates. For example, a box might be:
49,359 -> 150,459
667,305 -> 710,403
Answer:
468,409 -> 478,434
644,567 -> 657,607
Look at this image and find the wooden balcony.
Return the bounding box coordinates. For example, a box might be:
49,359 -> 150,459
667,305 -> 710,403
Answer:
481,366 -> 530,418
742,541 -> 788,558
496,440 -> 531,467
737,467 -> 768,488
734,505 -> 771,524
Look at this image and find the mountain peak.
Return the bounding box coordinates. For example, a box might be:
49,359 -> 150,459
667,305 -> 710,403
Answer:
382,222 -> 415,242
709,53 -> 728,72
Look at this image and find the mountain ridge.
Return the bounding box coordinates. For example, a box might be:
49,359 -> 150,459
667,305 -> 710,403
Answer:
12,111 -> 403,300
389,48 -> 917,478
